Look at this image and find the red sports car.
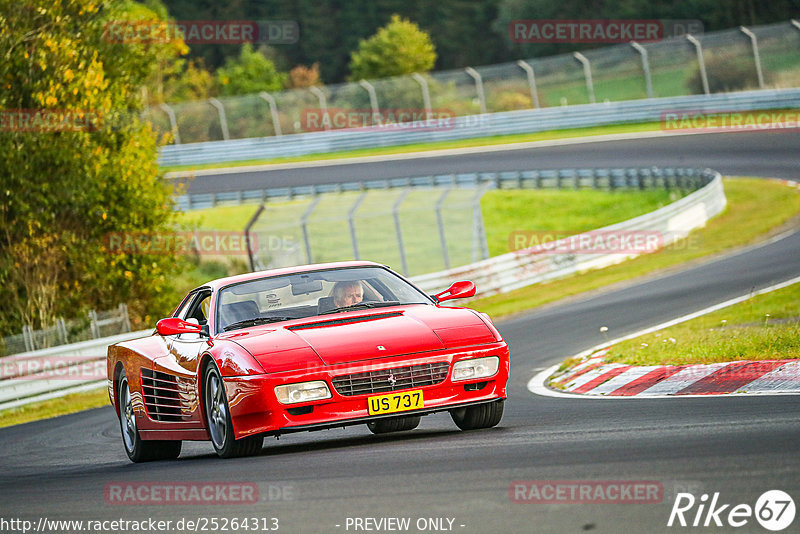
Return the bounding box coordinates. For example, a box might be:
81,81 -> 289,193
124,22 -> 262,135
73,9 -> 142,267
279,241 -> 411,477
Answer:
107,261 -> 509,461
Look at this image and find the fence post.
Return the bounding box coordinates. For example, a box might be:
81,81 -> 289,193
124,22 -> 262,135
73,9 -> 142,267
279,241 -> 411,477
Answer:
159,103 -> 181,145
348,192 -> 367,260
472,186 -> 490,262
244,203 -> 266,271
120,303 -> 131,333
739,26 -> 765,89
686,34 -> 710,95
57,318 -> 68,344
516,60 -> 540,108
208,98 -> 230,141
573,52 -> 596,104
393,190 -> 411,276
258,91 -> 282,136
465,67 -> 487,114
359,80 -> 380,125
89,310 -> 100,339
435,188 -> 452,270
300,196 -> 322,263
309,87 -> 330,130
22,324 -> 35,352
630,41 -> 654,98
411,73 -> 433,120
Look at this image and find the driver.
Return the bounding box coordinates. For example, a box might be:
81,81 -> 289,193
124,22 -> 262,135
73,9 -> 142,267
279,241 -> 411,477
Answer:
331,280 -> 363,308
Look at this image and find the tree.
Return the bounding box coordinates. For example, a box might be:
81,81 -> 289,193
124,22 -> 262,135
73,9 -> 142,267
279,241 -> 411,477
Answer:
348,14 -> 436,80
215,43 -> 288,96
0,0 -> 187,335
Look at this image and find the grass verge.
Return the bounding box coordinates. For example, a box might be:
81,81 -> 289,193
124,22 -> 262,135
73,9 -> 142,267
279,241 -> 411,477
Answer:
605,281 -> 800,366
471,178 -> 800,319
0,388 -> 109,429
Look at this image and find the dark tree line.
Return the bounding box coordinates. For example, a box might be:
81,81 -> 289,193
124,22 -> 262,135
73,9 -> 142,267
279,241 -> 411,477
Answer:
161,0 -> 800,83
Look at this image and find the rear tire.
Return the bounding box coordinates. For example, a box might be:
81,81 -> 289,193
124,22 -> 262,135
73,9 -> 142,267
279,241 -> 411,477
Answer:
118,373 -> 181,462
367,415 -> 421,434
450,400 -> 504,430
203,362 -> 263,458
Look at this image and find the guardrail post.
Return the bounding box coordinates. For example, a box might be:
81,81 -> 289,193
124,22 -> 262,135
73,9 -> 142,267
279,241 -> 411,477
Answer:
411,73 -> 433,120
208,98 -> 230,141
300,196 -> 322,263
309,87 -> 331,130
630,42 -> 654,98
258,92 -> 282,136
435,188 -> 452,270
516,60 -> 540,108
686,34 -> 710,95
740,26 -> 765,89
393,190 -> 411,276
465,67 -> 487,114
358,80 -> 380,125
348,192 -> 367,260
792,19 -> 800,31
159,103 -> 181,145
573,52 -> 596,104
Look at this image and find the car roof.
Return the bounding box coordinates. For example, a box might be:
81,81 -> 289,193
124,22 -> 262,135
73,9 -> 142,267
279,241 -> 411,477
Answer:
199,260 -> 387,292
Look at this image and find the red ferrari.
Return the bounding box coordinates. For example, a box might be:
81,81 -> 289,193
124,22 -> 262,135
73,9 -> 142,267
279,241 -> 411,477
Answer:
107,261 -> 509,461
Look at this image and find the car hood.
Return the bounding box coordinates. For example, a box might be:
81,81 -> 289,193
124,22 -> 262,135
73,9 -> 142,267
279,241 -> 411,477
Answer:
225,305 -> 498,368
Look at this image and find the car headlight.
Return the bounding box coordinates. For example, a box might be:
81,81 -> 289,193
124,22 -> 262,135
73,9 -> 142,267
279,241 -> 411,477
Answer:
274,381 -> 332,404
451,356 -> 499,382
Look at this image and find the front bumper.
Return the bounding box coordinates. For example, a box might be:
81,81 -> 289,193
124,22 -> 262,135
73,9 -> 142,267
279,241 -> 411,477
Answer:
223,343 -> 509,439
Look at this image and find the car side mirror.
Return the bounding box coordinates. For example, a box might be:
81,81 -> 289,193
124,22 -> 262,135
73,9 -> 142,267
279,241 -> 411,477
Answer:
433,280 -> 476,303
156,317 -> 203,336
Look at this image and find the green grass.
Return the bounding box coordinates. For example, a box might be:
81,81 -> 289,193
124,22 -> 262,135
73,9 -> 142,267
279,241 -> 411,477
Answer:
471,178 -> 800,319
0,388 -> 110,429
606,281 -> 800,366
178,187 -> 679,277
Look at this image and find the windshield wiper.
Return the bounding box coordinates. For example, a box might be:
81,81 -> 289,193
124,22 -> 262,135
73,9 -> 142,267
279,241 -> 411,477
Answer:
319,301 -> 401,315
223,316 -> 295,332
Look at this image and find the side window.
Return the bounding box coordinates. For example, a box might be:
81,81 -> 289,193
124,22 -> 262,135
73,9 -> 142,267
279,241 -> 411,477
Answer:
183,290 -> 212,325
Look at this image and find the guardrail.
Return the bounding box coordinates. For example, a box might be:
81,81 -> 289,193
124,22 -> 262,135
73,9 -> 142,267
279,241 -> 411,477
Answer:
0,167 -> 723,411
159,88 -> 800,167
410,169 -> 725,295
0,330 -> 150,412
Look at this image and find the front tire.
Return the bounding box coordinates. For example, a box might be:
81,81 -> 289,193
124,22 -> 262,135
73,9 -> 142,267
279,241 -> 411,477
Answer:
203,362 -> 263,458
450,400 -> 504,430
367,415 -> 421,434
118,372 -> 181,462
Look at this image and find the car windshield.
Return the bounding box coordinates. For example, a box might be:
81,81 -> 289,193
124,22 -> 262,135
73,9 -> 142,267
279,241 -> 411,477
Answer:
216,266 -> 431,332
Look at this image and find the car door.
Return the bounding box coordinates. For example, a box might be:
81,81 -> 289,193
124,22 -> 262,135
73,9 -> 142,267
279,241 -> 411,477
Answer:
153,288 -> 212,423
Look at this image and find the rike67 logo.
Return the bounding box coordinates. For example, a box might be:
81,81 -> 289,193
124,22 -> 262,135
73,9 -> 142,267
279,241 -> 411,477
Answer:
668,490 -> 795,531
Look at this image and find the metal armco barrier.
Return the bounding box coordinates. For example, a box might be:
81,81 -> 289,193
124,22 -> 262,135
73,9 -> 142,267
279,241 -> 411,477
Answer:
409,169 -> 725,295
158,88 -> 800,167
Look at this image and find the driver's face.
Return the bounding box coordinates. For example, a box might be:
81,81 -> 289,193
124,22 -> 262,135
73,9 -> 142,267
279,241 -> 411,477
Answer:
336,286 -> 363,307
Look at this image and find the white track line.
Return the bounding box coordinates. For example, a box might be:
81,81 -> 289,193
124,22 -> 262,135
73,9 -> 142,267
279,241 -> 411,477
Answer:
527,274 -> 800,400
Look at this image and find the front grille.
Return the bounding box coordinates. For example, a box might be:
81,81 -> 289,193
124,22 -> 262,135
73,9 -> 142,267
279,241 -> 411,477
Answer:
141,368 -> 185,422
332,362 -> 449,396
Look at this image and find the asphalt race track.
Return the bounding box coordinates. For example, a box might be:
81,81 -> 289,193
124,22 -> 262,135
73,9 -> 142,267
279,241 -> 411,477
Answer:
1,130 -> 799,533
179,130 -> 800,195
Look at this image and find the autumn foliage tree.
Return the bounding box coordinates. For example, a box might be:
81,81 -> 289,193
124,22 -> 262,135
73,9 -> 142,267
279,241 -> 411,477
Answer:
348,14 -> 436,80
0,0 -> 188,335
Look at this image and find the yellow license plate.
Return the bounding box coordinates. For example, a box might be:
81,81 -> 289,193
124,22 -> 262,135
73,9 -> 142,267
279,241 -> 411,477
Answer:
367,390 -> 424,415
